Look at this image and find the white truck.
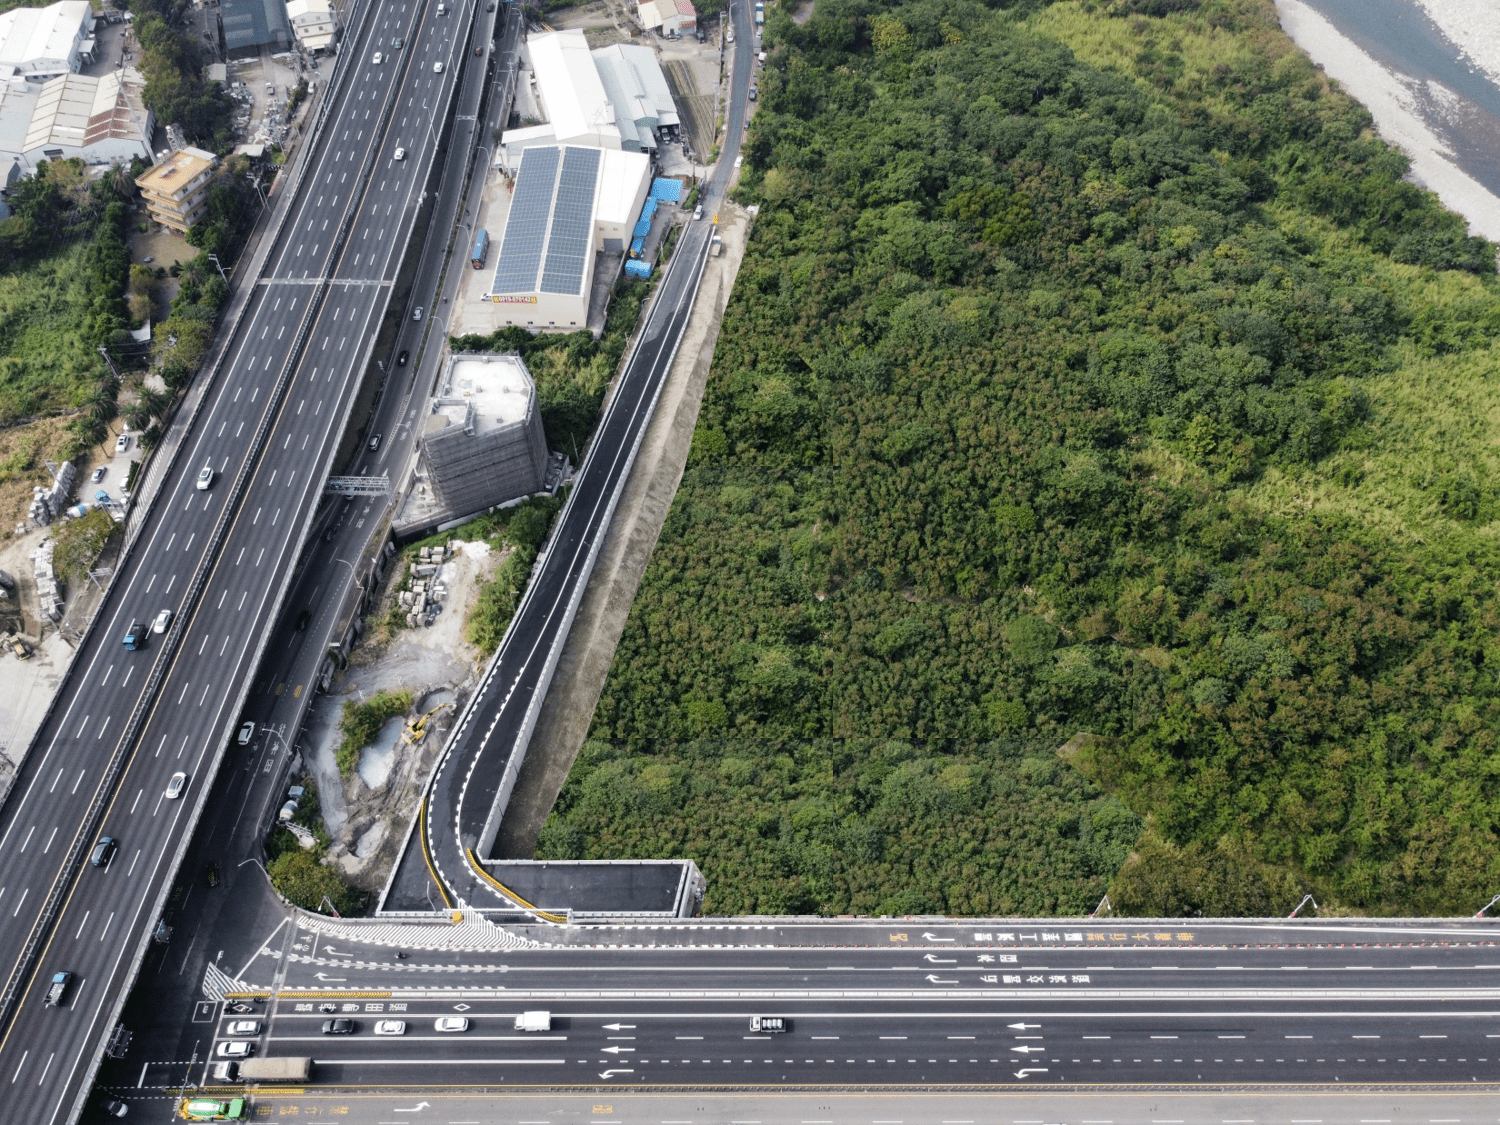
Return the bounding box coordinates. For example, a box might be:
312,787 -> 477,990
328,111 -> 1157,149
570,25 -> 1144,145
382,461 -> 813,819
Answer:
514,1010 -> 552,1032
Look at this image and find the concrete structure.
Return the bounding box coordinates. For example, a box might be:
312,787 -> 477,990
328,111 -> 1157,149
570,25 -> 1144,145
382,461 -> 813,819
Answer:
0,1 -> 94,82
487,143 -> 649,327
637,0 -> 696,35
591,43 -> 680,154
421,354 -> 549,518
285,0 -> 335,53
15,71 -> 151,168
135,146 -> 219,234
477,858 -> 706,920
221,0 -> 292,58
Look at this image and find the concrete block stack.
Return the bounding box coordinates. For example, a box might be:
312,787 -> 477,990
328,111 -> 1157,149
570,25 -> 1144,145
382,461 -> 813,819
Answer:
31,540 -> 62,621
28,461 -> 76,527
399,543 -> 453,628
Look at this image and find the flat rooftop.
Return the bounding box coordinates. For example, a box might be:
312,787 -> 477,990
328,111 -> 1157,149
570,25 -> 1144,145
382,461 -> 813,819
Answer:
437,355 -> 532,431
136,146 -> 215,195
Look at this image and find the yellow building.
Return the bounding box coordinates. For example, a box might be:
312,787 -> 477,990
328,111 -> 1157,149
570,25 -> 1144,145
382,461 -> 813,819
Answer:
134,146 -> 218,234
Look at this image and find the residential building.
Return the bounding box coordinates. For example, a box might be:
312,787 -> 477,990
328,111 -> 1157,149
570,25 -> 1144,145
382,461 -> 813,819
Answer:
637,0 -> 696,35
285,0 -> 335,53
135,146 -> 219,234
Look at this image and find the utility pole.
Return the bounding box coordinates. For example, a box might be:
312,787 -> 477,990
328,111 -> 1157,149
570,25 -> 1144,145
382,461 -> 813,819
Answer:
96,344 -> 120,381
206,253 -> 230,285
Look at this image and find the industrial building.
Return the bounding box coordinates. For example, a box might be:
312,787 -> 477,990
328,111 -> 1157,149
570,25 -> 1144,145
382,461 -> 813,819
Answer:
0,1 -> 95,81
498,30 -> 680,168
221,0 -> 292,58
486,143 -> 650,329
421,354 -> 550,518
135,147 -> 220,234
17,71 -> 151,167
637,0 -> 697,35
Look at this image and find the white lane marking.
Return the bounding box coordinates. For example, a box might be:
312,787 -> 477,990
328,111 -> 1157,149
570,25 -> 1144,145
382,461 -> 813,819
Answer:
130,789 -> 142,814
19,826 -> 34,852
42,828 -> 56,853
10,887 -> 26,916
71,769 -> 86,794
75,910 -> 90,939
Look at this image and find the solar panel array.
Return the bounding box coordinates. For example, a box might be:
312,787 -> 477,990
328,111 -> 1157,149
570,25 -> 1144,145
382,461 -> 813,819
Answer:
540,147 -> 602,295
491,146 -> 561,295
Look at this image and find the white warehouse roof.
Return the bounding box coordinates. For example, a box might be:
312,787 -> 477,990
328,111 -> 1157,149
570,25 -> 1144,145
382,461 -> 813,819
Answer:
0,1 -> 92,75
527,30 -> 620,150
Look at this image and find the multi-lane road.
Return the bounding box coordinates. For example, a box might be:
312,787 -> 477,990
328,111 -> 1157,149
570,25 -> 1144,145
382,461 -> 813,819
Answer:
0,0 -> 487,1118
175,918 -> 1500,1094
382,0 -> 759,915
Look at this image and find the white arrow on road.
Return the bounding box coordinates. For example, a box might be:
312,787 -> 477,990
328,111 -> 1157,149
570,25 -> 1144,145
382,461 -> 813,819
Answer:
602,1046 -> 636,1054
323,945 -> 343,955
922,953 -> 956,963
603,1023 -> 636,1031
1009,1045 -> 1046,1053
921,932 -> 955,942
1008,1022 -> 1041,1029
393,1103 -> 431,1113
314,973 -> 346,981
1013,1068 -> 1048,1079
924,974 -> 958,984
599,1069 -> 635,1079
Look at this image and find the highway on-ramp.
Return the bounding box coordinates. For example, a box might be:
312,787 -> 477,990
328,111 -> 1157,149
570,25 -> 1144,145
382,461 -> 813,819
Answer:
0,0 -> 482,1118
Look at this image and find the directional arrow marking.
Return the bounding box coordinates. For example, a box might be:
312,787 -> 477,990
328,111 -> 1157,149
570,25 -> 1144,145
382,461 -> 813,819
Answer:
924,974 -> 958,984
1008,1022 -> 1041,1029
1009,1045 -> 1045,1053
922,954 -> 956,963
1014,1068 -> 1049,1079
314,973 -> 346,981
393,1103 -> 431,1113
922,932 -> 956,942
603,1023 -> 637,1031
602,1046 -> 636,1054
599,1069 -> 635,1079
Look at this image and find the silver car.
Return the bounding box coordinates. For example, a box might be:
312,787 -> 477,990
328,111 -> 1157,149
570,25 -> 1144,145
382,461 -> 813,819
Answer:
165,772 -> 187,800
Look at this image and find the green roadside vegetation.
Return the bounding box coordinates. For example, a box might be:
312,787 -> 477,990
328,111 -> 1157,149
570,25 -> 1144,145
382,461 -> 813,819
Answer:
538,0 -> 1500,917
335,689 -> 413,777
266,778 -> 366,916
464,494 -> 565,651
51,507 -> 118,585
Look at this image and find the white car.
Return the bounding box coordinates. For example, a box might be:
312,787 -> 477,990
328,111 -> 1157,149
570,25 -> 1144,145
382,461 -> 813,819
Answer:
165,772 -> 187,800
237,721 -> 256,746
226,1020 -> 261,1036
433,61 -> 444,73
152,609 -> 172,634
433,1017 -> 469,1033
393,147 -> 406,161
215,1040 -> 252,1058
196,465 -> 214,490
114,434 -> 130,454
374,1020 -> 407,1036
372,51 -> 383,64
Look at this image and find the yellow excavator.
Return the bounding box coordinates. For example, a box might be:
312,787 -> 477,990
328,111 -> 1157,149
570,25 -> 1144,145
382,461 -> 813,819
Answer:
402,700 -> 454,745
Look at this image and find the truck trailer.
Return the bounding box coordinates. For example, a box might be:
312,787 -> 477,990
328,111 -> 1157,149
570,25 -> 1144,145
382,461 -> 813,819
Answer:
236,1057 -> 311,1082
471,229 -> 489,269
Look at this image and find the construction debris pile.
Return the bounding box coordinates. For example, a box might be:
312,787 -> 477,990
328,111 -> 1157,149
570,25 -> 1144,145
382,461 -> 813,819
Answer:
397,543 -> 452,629
26,461 -> 75,528
31,540 -> 62,621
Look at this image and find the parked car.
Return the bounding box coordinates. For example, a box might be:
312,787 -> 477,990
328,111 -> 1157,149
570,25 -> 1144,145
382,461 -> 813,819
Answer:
114,434 -> 130,454
90,466 -> 107,483
165,772 -> 187,800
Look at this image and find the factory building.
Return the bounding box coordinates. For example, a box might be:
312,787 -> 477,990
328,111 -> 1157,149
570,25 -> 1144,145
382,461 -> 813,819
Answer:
498,30 -> 679,168
636,0 -> 696,35
421,354 -> 550,518
221,0 -> 292,58
5,71 -> 153,169
486,143 -> 649,329
0,1 -> 95,81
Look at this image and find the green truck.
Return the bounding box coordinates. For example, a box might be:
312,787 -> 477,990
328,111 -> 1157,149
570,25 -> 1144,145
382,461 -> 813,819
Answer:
179,1098 -> 246,1121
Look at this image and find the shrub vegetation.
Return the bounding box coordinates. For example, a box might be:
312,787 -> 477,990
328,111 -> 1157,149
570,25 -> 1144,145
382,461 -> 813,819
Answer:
335,689 -> 412,777
538,0 -> 1500,917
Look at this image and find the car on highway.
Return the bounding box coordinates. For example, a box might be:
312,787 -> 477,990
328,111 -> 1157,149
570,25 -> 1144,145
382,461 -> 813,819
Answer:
165,771 -> 187,800
373,1020 -> 407,1035
749,1015 -> 788,1033
693,204 -> 703,221
226,1020 -> 262,1036
397,350 -> 409,366
434,1017 -> 469,1032
368,433 -> 382,451
123,620 -> 145,650
152,608 -> 172,633
44,971 -> 73,1006
181,1097 -> 246,1120
90,466 -> 107,483
204,861 -> 219,887
181,1098 -> 246,1121
412,306 -> 423,321
115,433 -> 130,454
393,35 -> 404,47
237,721 -> 256,745
90,837 -> 117,867
433,61 -> 443,73
210,1061 -> 238,1082
321,1018 -> 356,1034
197,465 -> 214,490
100,1097 -> 128,1117
215,1040 -> 253,1058
393,147 -> 406,161
372,51 -> 383,63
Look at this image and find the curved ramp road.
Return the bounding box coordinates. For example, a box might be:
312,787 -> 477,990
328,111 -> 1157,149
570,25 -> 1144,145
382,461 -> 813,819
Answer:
0,0 -> 480,1118
384,0 -> 758,917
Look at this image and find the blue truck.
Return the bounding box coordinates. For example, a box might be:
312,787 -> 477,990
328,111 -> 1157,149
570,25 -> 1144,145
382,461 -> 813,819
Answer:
471,229 -> 489,269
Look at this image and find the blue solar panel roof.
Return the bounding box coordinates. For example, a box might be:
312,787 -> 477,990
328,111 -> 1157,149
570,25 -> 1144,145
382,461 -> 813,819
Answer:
540,147 -> 601,295
492,147 -> 561,294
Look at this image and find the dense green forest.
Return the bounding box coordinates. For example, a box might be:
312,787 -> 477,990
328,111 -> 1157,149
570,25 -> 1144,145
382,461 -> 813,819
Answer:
537,0 -> 1500,917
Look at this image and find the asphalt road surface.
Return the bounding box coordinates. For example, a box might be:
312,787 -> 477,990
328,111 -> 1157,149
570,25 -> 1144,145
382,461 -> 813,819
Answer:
383,0 -> 758,915
0,0 -> 483,1118
159,918 -> 1500,1092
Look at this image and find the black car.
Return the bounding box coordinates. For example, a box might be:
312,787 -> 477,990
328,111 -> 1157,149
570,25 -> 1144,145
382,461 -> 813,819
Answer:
397,350 -> 409,366
91,837 -> 117,867
322,1018 -> 356,1034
